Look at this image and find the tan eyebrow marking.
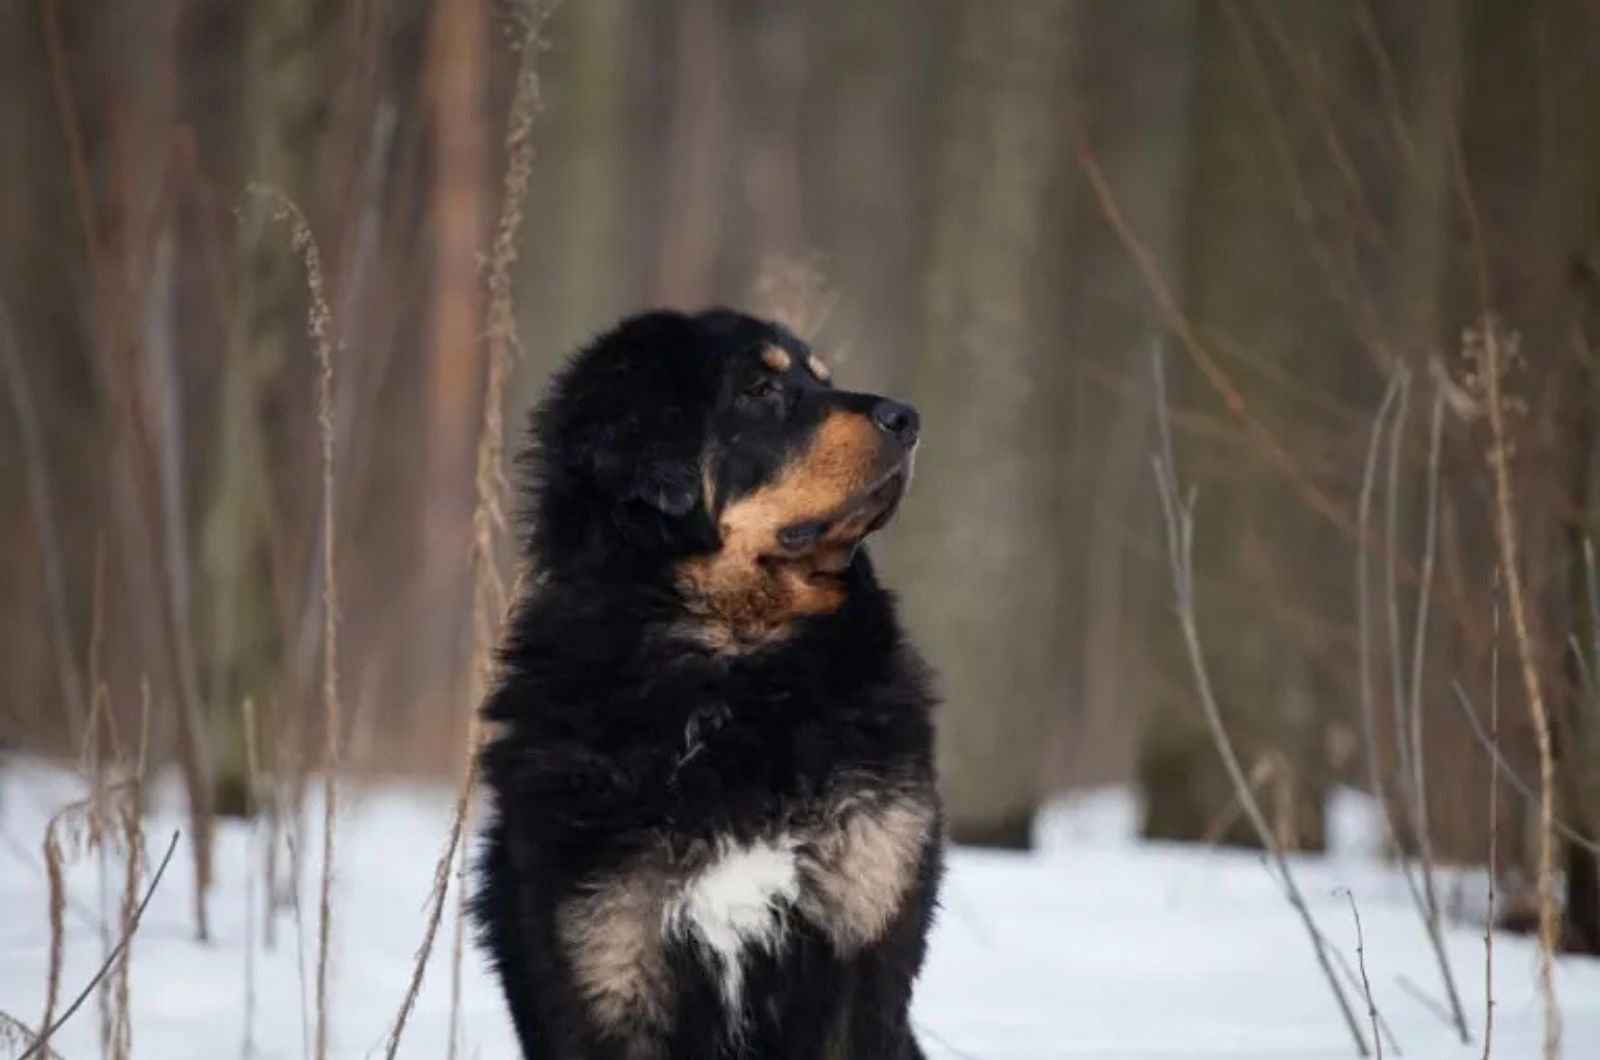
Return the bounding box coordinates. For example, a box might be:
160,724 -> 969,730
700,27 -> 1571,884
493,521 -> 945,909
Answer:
761,346 -> 792,372
806,354 -> 831,383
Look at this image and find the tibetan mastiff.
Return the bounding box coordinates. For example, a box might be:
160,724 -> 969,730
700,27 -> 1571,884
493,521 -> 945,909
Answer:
473,308 -> 943,1059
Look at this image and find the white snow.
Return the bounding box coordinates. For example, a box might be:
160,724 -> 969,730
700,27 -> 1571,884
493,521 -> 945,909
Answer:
2,759 -> 1597,1059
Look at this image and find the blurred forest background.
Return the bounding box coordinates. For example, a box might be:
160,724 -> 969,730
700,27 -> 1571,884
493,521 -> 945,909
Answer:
2,0 -> 1599,958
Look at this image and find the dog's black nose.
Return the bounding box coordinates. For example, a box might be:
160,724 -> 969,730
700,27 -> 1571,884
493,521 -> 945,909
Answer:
871,399 -> 920,444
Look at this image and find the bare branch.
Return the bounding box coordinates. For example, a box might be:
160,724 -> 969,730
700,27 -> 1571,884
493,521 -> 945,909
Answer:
1338,889 -> 1384,1060
1483,581 -> 1500,1060
1383,372 -> 1414,813
1395,385 -> 1470,1042
20,831 -> 180,1060
1357,371 -> 1468,1041
1150,350 -> 1370,1057
1449,683 -> 1599,855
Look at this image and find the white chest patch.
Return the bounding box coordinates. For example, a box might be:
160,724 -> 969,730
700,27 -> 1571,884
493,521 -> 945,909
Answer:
662,834 -> 801,1015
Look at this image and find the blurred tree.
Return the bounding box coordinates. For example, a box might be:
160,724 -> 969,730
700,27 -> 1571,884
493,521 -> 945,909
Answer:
201,0 -> 312,817
1448,0 -> 1600,954
1059,0 -> 1198,788
801,0 -> 937,397
899,0 -> 1076,847
1138,1 -> 1371,852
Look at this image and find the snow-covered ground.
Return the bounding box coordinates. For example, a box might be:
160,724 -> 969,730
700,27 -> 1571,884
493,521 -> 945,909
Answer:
2,760 -> 1597,1059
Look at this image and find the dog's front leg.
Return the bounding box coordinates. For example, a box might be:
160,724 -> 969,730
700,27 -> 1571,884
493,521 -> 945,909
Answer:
839,839 -> 940,1060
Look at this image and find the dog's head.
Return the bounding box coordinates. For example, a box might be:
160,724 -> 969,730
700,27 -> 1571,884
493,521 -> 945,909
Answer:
527,308 -> 918,644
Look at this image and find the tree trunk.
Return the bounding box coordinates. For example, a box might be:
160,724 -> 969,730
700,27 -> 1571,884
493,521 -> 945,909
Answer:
1139,2 -> 1371,851
899,0 -> 1076,848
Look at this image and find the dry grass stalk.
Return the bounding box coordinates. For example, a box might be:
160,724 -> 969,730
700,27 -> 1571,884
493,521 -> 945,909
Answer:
382,8 -> 548,1057
109,682 -> 152,1060
1470,318 -> 1560,1058
83,565 -> 114,1053
46,690 -> 117,1053
242,696 -> 261,1060
1483,578 -> 1500,1060
19,831 -> 180,1060
40,820 -> 66,1047
285,804 -> 312,1060
1150,351 -> 1370,1057
310,224 -> 342,1060
247,183 -> 343,1060
0,1011 -> 63,1060
264,697 -> 298,952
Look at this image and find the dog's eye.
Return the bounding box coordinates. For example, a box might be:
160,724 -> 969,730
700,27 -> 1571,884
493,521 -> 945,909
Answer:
777,519 -> 829,550
741,376 -> 784,404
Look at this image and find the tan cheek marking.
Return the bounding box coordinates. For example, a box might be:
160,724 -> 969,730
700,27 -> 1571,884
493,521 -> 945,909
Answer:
558,866 -> 673,1050
798,793 -> 936,953
761,345 -> 792,372
675,412 -> 881,647
806,354 -> 831,383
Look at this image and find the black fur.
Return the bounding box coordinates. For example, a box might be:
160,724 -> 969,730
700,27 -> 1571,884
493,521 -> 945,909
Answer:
472,308 -> 942,1059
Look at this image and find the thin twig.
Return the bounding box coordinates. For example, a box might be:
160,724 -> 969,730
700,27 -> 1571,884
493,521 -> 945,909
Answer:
1383,372 -> 1414,817
1321,928 -> 1405,1056
1397,386 -> 1469,1043
1072,123 -> 1357,539
912,1020 -> 983,1060
19,831 -> 180,1060
1150,350 -> 1369,1056
1585,538 -> 1600,719
1337,889 -> 1384,1060
1357,373 -> 1410,859
1357,371 -> 1468,1041
1449,683 -> 1598,854
1407,392 -> 1445,847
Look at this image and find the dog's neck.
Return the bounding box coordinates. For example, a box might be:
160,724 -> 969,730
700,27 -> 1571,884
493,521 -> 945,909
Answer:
672,546 -> 862,654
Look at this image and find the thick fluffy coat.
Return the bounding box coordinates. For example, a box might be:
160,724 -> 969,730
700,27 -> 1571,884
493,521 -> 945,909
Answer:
473,308 -> 942,1059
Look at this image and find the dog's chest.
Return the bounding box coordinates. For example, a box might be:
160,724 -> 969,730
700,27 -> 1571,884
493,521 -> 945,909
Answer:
557,790 -> 935,1035
663,833 -> 804,1011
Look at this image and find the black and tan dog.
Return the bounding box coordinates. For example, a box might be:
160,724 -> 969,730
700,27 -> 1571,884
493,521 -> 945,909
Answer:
473,308 -> 942,1059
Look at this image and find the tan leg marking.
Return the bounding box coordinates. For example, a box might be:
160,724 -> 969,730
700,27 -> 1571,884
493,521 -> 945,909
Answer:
558,863 -> 673,1054
799,792 -> 936,953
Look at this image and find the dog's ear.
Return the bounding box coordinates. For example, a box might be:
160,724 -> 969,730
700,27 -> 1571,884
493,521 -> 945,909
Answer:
623,452 -> 699,517
527,310 -> 723,564
585,427 -> 703,519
